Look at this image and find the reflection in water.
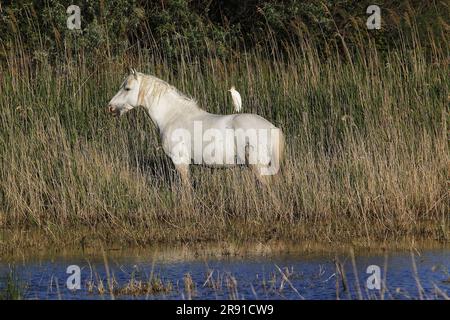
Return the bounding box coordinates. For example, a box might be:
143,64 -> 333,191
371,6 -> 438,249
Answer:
0,248 -> 449,300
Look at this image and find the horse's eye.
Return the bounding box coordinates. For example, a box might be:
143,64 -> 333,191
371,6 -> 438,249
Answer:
124,87 -> 131,91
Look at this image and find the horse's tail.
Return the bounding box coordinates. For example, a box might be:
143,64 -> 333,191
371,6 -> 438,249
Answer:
279,128 -> 285,166
270,127 -> 285,175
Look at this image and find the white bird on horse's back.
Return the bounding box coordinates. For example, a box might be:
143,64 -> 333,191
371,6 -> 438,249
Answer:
107,69 -> 284,185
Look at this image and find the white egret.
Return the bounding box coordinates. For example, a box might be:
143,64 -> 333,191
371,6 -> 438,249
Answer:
228,86 -> 242,112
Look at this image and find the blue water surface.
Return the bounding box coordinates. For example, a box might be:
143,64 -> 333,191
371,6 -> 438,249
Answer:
1,248 -> 448,300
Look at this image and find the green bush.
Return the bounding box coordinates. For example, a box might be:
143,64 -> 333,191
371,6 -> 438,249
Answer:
0,0 -> 448,62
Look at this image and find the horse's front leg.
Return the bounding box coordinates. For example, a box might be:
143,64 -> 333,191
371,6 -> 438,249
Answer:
164,137 -> 191,188
174,163 -> 191,187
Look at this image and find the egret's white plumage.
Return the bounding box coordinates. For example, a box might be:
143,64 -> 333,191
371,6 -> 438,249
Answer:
228,86 -> 242,112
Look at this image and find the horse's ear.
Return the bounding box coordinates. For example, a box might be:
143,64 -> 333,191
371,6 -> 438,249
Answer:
129,68 -> 138,79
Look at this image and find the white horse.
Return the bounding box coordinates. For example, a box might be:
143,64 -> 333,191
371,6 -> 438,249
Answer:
107,69 -> 284,185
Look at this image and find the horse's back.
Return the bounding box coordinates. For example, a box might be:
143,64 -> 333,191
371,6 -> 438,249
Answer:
190,112 -> 276,131
231,113 -> 277,130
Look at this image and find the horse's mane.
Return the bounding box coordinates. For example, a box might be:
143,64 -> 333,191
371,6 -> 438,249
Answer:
138,73 -> 200,110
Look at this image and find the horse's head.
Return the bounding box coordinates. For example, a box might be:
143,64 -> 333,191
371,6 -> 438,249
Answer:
107,68 -> 141,117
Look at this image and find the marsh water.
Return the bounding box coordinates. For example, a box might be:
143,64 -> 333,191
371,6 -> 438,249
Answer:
1,245 -> 449,300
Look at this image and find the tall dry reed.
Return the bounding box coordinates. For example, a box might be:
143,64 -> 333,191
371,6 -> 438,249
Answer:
0,22 -> 448,250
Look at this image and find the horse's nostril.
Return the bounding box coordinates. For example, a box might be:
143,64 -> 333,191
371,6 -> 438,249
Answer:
107,105 -> 120,117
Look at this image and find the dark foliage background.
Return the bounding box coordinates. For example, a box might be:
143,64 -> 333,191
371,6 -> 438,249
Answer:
0,0 -> 448,61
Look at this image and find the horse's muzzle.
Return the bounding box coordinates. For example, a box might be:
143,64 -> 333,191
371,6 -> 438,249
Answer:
107,105 -> 119,117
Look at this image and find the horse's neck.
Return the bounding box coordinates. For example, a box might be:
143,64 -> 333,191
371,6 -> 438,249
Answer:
143,90 -> 205,130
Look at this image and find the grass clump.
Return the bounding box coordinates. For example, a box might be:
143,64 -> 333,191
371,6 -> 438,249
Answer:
0,267 -> 27,300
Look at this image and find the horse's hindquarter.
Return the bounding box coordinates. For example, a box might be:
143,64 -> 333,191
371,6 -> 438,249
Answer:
162,112 -> 280,167
232,114 -> 280,166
